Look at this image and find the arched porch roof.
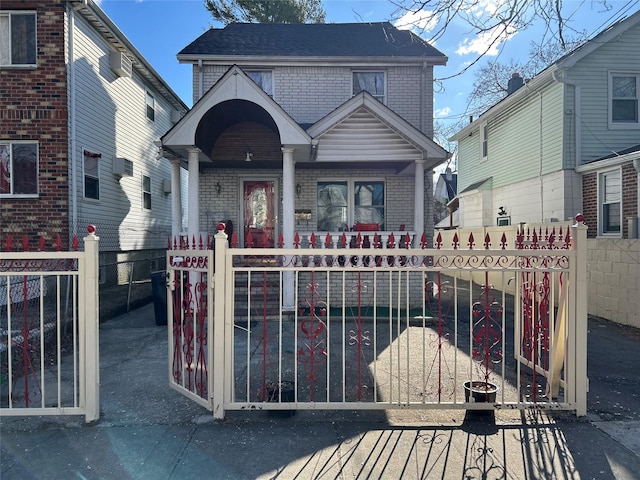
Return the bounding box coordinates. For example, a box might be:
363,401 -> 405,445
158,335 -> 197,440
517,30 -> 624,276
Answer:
161,65 -> 312,164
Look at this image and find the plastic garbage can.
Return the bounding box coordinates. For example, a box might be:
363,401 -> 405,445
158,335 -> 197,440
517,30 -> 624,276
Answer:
150,271 -> 167,326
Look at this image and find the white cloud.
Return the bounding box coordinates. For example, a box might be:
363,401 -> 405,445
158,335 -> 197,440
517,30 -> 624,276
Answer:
455,25 -> 517,56
393,9 -> 438,37
435,106 -> 452,118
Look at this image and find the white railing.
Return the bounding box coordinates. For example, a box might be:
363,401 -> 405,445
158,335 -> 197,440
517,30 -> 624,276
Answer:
0,229 -> 100,423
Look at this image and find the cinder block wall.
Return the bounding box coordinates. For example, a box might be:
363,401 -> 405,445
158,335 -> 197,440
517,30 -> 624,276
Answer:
586,238 -> 640,328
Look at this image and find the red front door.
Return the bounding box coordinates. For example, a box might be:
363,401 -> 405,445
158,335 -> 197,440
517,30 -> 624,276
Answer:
243,180 -> 275,247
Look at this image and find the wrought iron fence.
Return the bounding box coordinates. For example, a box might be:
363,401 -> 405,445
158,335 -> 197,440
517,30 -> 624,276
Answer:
167,217 -> 588,419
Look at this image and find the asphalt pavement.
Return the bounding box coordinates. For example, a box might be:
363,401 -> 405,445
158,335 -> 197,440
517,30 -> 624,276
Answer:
1,303 -> 640,480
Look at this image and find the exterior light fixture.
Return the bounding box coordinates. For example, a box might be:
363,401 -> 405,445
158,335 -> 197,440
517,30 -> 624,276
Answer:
215,182 -> 222,196
296,183 -> 302,199
245,150 -> 253,162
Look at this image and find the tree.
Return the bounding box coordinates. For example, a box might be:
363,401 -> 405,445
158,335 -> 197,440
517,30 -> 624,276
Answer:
466,36 -> 587,119
391,0 -> 621,79
205,0 -> 326,24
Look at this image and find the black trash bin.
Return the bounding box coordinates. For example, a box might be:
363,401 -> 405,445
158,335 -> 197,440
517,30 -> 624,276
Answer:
150,271 -> 167,326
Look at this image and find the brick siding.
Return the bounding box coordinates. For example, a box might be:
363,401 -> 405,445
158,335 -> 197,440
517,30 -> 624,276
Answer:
0,2 -> 70,249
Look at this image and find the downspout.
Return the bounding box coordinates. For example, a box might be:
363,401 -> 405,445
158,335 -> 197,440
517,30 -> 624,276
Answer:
197,59 -> 203,102
552,68 -> 582,219
421,61 -> 427,133
69,2 -> 82,238
538,90 -> 544,222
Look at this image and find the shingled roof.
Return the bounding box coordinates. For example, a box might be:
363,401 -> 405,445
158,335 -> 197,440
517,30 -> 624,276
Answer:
178,22 -> 446,59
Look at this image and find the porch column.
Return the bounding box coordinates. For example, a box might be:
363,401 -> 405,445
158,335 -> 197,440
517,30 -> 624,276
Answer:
282,147 -> 295,311
187,147 -> 201,241
414,159 -> 425,246
170,158 -> 183,238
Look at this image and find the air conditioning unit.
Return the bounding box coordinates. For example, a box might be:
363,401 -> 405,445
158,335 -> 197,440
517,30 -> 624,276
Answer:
110,51 -> 132,78
113,158 -> 133,177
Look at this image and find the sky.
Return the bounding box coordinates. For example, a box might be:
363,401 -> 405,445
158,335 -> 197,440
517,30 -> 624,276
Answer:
96,0 -> 639,161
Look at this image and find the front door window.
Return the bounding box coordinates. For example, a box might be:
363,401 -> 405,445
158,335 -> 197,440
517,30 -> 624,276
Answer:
244,180 -> 275,247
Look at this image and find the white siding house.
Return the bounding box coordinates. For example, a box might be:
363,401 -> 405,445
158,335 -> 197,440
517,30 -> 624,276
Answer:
67,1 -> 188,282
449,10 -> 640,327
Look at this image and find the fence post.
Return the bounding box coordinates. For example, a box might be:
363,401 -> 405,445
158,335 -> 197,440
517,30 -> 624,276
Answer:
82,225 -> 100,422
571,215 -> 588,416
212,224 -> 227,419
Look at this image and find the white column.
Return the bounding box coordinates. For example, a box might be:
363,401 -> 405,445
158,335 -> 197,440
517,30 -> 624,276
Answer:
282,147 -> 295,248
414,159 -> 425,246
187,147 -> 200,241
282,147 -> 295,311
170,158 -> 183,238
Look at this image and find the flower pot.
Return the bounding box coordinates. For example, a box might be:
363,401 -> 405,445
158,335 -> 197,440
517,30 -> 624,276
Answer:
464,381 -> 498,403
266,380 -> 296,418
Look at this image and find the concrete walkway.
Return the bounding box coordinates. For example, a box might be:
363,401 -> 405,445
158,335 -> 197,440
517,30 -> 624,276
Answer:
2,303 -> 640,479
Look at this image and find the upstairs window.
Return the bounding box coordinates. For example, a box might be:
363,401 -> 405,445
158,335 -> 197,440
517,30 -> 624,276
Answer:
352,72 -> 385,103
0,12 -> 36,66
246,70 -> 273,96
142,175 -> 151,210
0,142 -> 38,196
610,73 -> 639,127
599,169 -> 621,235
481,123 -> 489,159
83,150 -> 100,200
146,91 -> 155,121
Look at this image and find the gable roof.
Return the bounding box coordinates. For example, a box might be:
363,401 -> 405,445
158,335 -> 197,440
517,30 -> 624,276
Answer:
307,91 -> 449,169
162,65 -> 310,162
178,22 -> 447,63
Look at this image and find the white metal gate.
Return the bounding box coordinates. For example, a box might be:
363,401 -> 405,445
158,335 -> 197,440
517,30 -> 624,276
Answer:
167,221 -> 588,419
0,229 -> 100,423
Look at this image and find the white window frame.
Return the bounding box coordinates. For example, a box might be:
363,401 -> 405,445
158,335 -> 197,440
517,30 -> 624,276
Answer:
316,179 -> 386,232
598,168 -> 622,237
480,122 -> 488,160
146,91 -> 155,122
352,71 -> 386,104
142,174 -> 151,210
0,11 -> 37,67
83,149 -> 101,201
0,141 -> 39,197
608,72 -> 639,129
246,69 -> 274,97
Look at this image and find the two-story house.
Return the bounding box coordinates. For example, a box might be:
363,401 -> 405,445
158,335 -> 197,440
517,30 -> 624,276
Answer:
160,22 -> 450,251
449,9 -> 640,327
1,1 -> 188,289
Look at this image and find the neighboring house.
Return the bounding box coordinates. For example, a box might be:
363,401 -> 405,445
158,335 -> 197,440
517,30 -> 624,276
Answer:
160,22 -> 450,252
449,10 -> 640,327
1,1 -> 188,285
434,167 -> 458,229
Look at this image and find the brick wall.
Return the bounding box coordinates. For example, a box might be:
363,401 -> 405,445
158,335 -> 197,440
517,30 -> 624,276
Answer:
0,1 -> 70,249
